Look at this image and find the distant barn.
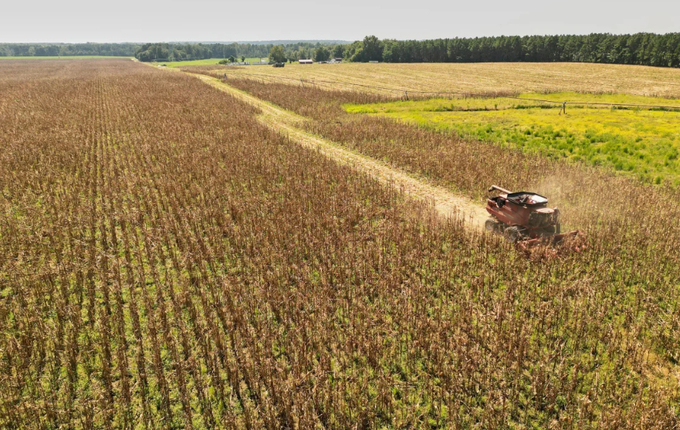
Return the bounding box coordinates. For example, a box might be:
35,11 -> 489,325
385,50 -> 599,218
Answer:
299,59 -> 313,64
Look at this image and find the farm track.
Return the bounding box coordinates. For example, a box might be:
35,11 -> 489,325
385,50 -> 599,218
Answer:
190,73 -> 489,228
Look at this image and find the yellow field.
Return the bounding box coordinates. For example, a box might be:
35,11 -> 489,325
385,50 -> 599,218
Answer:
199,62 -> 680,98
347,92 -> 680,184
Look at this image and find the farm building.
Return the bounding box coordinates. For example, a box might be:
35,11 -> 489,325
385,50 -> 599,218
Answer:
299,59 -> 313,64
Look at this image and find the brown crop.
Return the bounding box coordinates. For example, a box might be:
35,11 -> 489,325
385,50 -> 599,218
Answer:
196,61 -> 680,98
1,60 -> 679,429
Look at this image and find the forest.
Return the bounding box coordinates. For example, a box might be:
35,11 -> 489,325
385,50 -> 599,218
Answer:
348,33 -> 680,67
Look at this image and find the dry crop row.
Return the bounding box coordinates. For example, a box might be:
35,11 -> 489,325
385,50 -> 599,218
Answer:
183,62 -> 680,98
0,60 -> 679,429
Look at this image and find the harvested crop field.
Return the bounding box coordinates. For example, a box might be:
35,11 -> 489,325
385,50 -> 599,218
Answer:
2,59 -> 680,429
185,61 -> 680,98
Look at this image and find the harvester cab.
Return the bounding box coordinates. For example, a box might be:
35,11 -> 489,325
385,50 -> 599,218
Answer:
485,185 -> 576,246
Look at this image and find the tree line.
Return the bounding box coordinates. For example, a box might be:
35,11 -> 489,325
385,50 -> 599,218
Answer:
3,33 -> 680,68
345,33 -> 680,67
0,43 -> 140,57
135,42 -> 341,62
268,45 -> 344,63
0,41 -> 340,61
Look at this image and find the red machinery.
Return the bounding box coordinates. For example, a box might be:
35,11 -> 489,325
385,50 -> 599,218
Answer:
485,185 -> 578,246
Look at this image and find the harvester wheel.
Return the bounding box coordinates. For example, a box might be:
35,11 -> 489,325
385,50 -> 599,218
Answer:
504,226 -> 521,243
485,219 -> 498,232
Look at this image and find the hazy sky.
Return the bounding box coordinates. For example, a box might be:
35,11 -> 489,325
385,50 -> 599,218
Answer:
2,0 -> 678,43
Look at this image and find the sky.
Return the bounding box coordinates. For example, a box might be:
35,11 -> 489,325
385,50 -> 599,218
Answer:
1,0 -> 678,43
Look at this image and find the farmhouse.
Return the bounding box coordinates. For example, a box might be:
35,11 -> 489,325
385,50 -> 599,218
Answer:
299,59 -> 313,64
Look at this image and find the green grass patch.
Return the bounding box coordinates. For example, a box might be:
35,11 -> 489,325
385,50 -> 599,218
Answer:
346,92 -> 680,185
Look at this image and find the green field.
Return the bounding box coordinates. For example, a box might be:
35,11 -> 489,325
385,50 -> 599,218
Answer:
347,92 -> 680,185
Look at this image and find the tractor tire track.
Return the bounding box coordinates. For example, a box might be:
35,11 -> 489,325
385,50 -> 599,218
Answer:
191,73 -> 489,229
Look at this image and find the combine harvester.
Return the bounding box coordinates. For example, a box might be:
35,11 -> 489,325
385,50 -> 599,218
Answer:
484,185 -> 581,250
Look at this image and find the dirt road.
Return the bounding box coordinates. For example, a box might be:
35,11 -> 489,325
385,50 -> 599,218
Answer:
192,73 -> 489,228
